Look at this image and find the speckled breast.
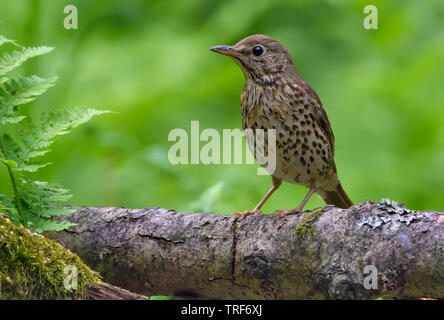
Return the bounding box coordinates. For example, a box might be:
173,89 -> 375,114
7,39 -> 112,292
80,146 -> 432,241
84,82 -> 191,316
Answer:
240,81 -> 334,187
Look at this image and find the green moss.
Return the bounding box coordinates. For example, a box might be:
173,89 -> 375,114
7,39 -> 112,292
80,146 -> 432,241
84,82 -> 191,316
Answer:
0,216 -> 101,299
294,208 -> 323,239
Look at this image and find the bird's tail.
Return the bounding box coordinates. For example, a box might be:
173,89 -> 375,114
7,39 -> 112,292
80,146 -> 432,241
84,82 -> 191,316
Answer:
318,182 -> 353,209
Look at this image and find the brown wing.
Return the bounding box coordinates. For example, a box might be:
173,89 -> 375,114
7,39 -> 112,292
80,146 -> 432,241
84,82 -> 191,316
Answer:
302,82 -> 335,157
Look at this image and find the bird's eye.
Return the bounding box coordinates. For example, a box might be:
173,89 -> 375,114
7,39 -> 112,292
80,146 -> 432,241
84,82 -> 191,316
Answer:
252,46 -> 264,56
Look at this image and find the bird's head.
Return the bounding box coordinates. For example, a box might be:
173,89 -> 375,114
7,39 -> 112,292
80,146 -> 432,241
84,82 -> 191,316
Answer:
210,34 -> 295,83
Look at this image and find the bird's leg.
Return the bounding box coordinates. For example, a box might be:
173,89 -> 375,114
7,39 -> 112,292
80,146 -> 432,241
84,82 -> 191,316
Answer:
234,177 -> 282,218
275,187 -> 317,218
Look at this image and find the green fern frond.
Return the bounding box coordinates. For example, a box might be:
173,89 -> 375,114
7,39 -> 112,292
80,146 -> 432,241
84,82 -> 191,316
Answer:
18,179 -> 77,232
0,46 -> 54,77
0,114 -> 26,125
1,108 -> 109,172
21,180 -> 73,204
0,134 -> 23,165
1,75 -> 57,106
0,194 -> 16,215
27,219 -> 76,233
0,158 -> 18,168
0,134 -> 52,172
0,36 -> 18,86
17,108 -> 109,167
0,75 -> 57,124
0,34 -> 109,232
1,133 -> 50,167
0,35 -> 17,47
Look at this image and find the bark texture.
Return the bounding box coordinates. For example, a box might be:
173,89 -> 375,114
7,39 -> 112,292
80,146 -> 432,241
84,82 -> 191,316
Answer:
89,283 -> 146,300
46,200 -> 444,299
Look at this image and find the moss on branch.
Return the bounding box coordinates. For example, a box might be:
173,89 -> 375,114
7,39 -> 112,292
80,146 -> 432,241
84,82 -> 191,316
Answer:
0,215 -> 100,299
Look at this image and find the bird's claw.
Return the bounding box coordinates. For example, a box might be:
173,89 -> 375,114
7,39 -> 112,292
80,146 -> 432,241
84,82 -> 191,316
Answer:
274,209 -> 300,218
234,209 -> 261,218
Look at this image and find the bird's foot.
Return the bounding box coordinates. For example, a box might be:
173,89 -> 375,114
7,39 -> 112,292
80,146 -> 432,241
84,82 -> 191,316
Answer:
234,209 -> 261,218
274,208 -> 300,218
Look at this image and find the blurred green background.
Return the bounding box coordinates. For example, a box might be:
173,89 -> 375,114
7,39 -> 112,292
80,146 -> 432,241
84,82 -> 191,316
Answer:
1,0 -> 443,213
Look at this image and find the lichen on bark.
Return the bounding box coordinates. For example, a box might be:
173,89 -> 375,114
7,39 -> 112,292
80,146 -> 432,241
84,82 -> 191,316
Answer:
293,207 -> 324,239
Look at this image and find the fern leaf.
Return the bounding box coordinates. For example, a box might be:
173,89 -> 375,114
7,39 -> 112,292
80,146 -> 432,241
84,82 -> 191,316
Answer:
0,194 -> 15,213
0,136 -> 18,172
0,158 -> 18,168
0,46 -> 54,77
0,76 -> 56,125
0,114 -> 26,125
1,75 -> 57,106
0,35 -> 107,233
17,162 -> 53,172
0,35 -> 17,47
18,108 -> 109,165
20,180 -> 73,204
18,179 -> 77,232
0,133 -> 25,164
0,134 -> 50,172
28,219 -> 76,233
39,207 -> 77,218
0,194 -> 20,225
0,76 -> 57,124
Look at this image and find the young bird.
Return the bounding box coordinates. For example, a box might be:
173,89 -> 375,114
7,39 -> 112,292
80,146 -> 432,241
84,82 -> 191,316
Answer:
211,34 -> 353,217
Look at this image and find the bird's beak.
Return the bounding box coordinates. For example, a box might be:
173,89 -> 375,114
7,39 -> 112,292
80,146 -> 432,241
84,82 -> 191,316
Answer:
210,45 -> 246,58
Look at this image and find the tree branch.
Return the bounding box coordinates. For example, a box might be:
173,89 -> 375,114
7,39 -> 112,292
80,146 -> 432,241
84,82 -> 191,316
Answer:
46,200 -> 444,299
89,283 -> 146,300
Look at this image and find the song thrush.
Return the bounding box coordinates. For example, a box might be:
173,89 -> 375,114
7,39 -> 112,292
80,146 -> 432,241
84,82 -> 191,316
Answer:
211,34 -> 353,217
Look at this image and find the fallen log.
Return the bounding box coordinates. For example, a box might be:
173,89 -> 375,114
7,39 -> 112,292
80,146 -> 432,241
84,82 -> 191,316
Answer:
46,200 -> 444,299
